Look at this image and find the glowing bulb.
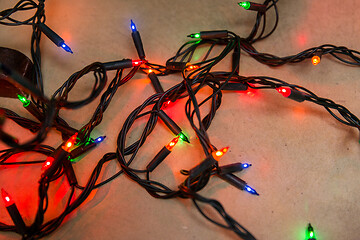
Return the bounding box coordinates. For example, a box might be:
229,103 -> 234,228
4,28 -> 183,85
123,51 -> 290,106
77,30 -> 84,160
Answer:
165,136 -> 180,151
244,184 -> 259,195
186,65 -> 200,71
242,163 -> 251,169
162,100 -> 172,108
306,223 -> 316,240
94,136 -> 105,143
1,189 -> 15,207
276,87 -> 291,98
132,60 -> 143,67
62,133 -> 78,152
213,147 -> 229,160
238,1 -> 251,9
188,33 -> 201,39
42,157 -> 54,171
17,94 -> 30,107
60,43 -> 73,54
178,132 -> 190,143
311,55 -> 321,66
130,20 -> 137,32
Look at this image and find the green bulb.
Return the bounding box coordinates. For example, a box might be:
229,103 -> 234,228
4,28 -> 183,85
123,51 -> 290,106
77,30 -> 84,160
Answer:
194,33 -> 201,38
17,94 -> 30,107
306,223 -> 316,240
179,133 -> 186,140
177,132 -> 190,143
239,1 -> 251,9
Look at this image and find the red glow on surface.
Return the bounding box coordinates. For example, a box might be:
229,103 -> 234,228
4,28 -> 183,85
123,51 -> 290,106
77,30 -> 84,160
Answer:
311,55 -> 321,65
246,90 -> 256,97
165,136 -> 180,151
277,87 -> 291,98
296,33 -> 307,47
61,31 -> 72,42
132,60 -> 143,67
42,156 -> 54,171
1,188 -> 14,207
244,84 -> 257,97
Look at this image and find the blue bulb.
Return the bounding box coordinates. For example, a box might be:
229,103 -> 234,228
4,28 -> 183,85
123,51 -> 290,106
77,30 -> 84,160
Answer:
244,185 -> 259,196
130,20 -> 137,32
60,43 -> 73,54
94,136 -> 105,143
242,163 -> 251,169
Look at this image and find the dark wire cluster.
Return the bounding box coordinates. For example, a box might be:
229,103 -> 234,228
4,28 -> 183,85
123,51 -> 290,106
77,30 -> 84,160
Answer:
0,0 -> 359,239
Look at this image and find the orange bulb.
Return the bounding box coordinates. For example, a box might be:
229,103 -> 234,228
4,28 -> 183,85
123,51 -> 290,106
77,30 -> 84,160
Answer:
186,64 -> 200,71
311,55 -> 321,65
212,147 -> 229,160
62,133 -> 78,152
165,136 -> 180,151
148,69 -> 153,73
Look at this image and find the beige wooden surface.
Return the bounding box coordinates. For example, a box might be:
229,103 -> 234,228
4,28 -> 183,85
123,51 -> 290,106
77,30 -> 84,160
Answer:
0,1 -> 359,239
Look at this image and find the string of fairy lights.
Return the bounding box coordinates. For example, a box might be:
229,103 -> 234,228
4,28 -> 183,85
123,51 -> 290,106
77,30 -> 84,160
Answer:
0,0 -> 359,239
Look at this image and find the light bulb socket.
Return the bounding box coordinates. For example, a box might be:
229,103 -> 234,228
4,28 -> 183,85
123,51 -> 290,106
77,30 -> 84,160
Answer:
6,203 -> 27,236
222,82 -> 248,91
217,173 -> 247,190
165,61 -> 188,71
70,141 -> 97,159
158,110 -> 182,135
189,156 -> 217,179
239,2 -> 267,12
131,31 -> 146,60
146,146 -> 171,172
38,23 -> 64,47
148,72 -> 164,93
63,158 -> 78,186
219,162 -> 250,175
103,59 -> 133,70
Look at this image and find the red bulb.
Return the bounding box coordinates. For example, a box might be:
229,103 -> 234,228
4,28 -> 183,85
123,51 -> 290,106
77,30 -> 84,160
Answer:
42,156 -> 54,171
132,60 -> 143,67
162,100 -> 172,108
165,136 -> 180,151
1,188 -> 14,207
277,87 -> 291,98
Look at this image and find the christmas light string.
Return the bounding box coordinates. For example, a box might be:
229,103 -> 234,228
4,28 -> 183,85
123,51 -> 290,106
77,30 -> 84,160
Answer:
0,0 -> 359,239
